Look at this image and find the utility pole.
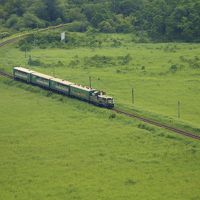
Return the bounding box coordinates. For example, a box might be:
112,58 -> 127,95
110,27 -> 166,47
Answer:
28,55 -> 32,68
33,36 -> 36,47
89,76 -> 92,88
132,88 -> 134,104
25,48 -> 27,58
178,101 -> 181,119
53,66 -> 55,77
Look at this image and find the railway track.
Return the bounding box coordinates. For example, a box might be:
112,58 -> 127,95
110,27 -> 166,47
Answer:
0,27 -> 199,141
0,69 -> 199,141
113,108 -> 200,140
0,24 -> 66,48
0,37 -> 21,47
0,69 -> 13,79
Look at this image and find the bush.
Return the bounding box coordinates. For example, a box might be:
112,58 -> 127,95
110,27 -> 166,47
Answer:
111,39 -> 122,47
109,113 -> 116,119
98,21 -> 115,33
163,45 -> 177,53
141,66 -> 145,70
0,32 -> 10,39
84,55 -> 115,67
118,54 -> 132,65
6,14 -> 20,29
169,64 -> 178,73
18,32 -> 61,49
137,32 -> 150,43
19,43 -> 32,51
66,21 -> 89,32
22,13 -> 45,29
28,57 -> 42,66
138,123 -> 155,132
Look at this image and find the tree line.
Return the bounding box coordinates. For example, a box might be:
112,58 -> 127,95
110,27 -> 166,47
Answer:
0,0 -> 199,42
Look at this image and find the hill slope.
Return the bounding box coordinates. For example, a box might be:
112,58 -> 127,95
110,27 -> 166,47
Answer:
0,75 -> 200,200
0,0 -> 200,42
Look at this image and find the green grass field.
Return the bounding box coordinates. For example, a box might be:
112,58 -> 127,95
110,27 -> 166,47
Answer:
0,33 -> 200,199
1,34 -> 200,129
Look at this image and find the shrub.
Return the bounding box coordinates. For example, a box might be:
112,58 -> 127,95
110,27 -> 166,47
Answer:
66,21 -> 89,32
135,31 -> 150,43
109,113 -> 116,119
138,123 -> 155,132
28,57 -> 42,66
116,69 -> 122,73
57,60 -> 64,66
19,43 -> 32,51
111,39 -> 122,47
6,14 -> 19,28
68,59 -> 80,67
141,66 -> 145,70
84,55 -> 115,67
98,21 -> 115,33
22,13 -> 45,29
125,179 -> 137,186
0,32 -> 10,39
117,54 -> 132,65
169,64 -> 178,73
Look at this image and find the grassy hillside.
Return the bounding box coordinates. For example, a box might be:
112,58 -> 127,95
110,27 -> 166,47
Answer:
1,33 -> 200,130
0,32 -> 200,199
0,76 -> 200,200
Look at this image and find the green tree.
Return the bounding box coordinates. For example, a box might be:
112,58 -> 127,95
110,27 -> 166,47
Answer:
98,20 -> 115,33
23,13 -> 45,28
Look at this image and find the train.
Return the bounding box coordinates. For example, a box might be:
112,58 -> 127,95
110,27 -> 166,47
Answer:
13,67 -> 114,108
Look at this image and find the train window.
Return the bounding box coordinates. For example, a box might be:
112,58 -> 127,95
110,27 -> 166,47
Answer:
107,99 -> 113,103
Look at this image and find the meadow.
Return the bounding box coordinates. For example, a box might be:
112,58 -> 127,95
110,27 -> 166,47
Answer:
1,33 -> 200,130
0,33 -> 200,199
0,76 -> 200,200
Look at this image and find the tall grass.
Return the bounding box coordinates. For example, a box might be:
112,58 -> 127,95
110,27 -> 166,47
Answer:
0,77 -> 200,200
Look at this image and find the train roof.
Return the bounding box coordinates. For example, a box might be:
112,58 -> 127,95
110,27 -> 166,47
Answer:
51,77 -> 74,86
71,83 -> 96,92
99,95 -> 113,99
31,71 -> 54,80
14,67 -> 34,74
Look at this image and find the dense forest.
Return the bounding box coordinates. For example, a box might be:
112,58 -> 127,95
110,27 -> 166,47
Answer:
0,0 -> 200,42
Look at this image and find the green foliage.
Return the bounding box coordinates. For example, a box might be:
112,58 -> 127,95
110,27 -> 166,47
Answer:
5,14 -> 20,29
179,55 -> 200,69
169,64 -> 178,73
60,52 -> 133,69
0,0 -> 200,42
19,42 -> 32,51
98,21 -> 115,33
138,123 -> 155,133
66,21 -> 89,32
18,32 -> 61,49
118,54 -> 132,65
0,31 -> 10,39
28,56 -> 42,66
109,113 -> 116,119
22,13 -> 45,28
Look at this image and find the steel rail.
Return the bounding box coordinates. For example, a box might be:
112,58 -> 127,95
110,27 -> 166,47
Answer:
0,70 -> 13,79
0,24 -> 66,48
113,108 -> 200,140
1,29 -> 200,142
0,37 -> 21,47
